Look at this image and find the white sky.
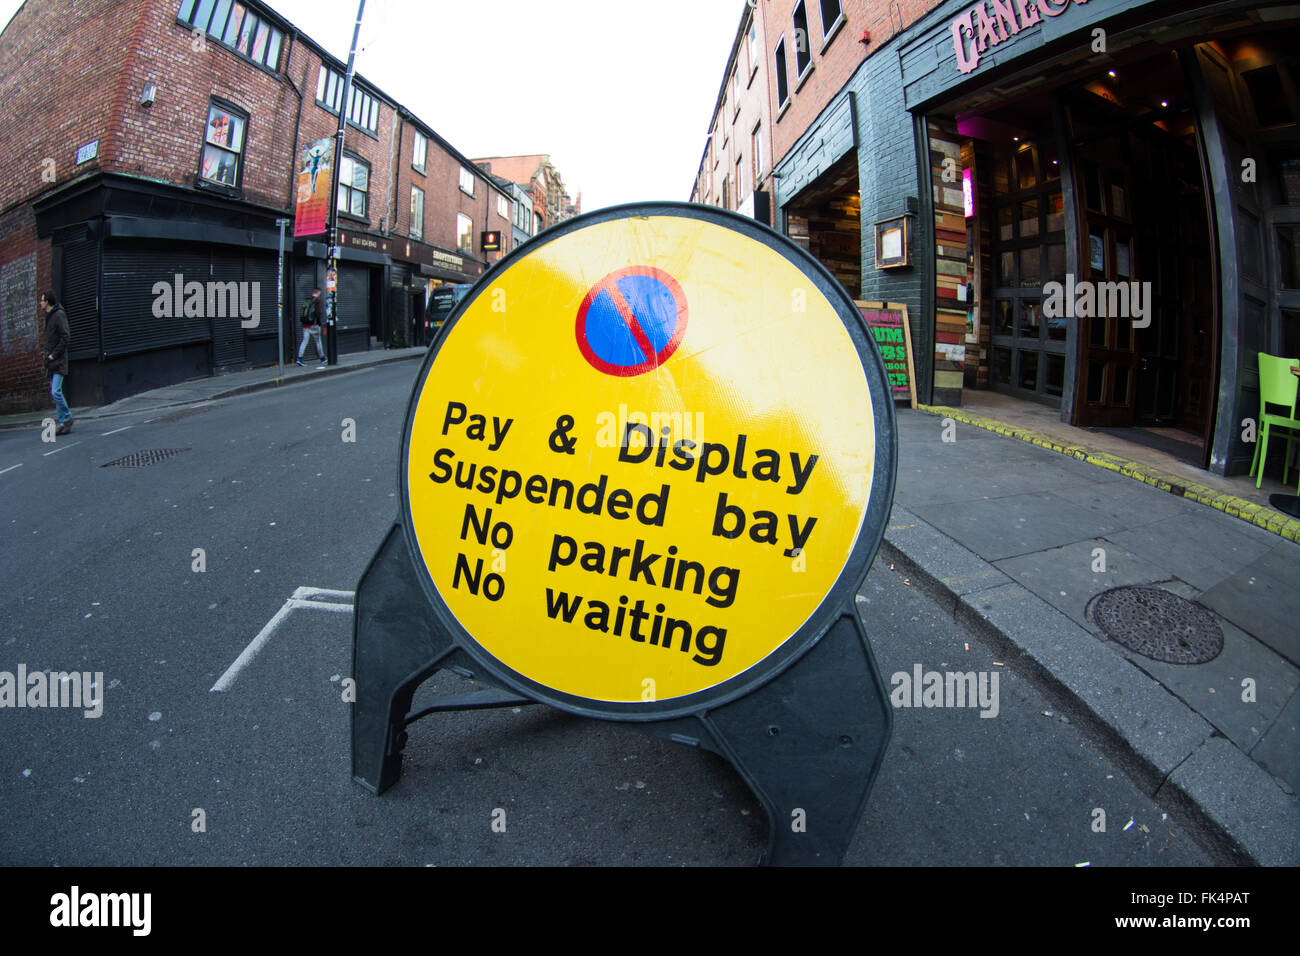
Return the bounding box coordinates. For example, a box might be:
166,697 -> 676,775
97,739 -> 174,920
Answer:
1,0 -> 742,210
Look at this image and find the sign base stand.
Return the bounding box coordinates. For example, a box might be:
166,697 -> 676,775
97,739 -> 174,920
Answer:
352,523 -> 892,866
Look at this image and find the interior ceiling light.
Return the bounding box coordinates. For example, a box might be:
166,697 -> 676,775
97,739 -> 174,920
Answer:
1108,70 -> 1117,78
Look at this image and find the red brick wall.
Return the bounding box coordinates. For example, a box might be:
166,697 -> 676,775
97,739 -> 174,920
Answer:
0,206 -> 52,414
764,0 -> 945,166
0,0 -> 141,213
290,48 -> 395,232
113,1 -> 302,208
397,126 -> 513,267
690,0 -> 947,196
693,3 -> 776,219
477,156 -> 574,233
0,0 -> 142,412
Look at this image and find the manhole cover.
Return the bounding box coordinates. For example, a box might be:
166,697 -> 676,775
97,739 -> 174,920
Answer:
100,448 -> 191,468
1090,586 -> 1223,664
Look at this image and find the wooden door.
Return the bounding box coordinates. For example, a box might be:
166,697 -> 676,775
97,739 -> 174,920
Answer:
1073,136 -> 1139,427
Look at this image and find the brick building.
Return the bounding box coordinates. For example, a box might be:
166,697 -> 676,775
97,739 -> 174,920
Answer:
691,0 -> 1300,480
472,154 -> 579,234
386,113 -> 512,347
689,0 -> 777,226
0,0 -> 511,410
486,174 -> 535,252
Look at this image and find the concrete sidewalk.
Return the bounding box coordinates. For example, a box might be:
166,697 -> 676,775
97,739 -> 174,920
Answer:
880,408 -> 1300,865
0,346 -> 427,431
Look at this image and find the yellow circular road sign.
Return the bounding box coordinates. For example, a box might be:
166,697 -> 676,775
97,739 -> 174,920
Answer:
401,203 -> 896,717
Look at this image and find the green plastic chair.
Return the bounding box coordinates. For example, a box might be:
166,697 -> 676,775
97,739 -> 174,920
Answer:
1250,353 -> 1300,490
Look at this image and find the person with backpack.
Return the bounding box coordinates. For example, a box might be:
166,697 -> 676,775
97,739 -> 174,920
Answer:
42,291 -> 73,434
296,288 -> 326,366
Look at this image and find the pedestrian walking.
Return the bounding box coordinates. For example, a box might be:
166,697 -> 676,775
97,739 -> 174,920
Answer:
296,288 -> 327,366
42,291 -> 73,435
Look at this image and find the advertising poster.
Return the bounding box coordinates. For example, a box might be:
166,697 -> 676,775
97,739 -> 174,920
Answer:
294,137 -> 334,238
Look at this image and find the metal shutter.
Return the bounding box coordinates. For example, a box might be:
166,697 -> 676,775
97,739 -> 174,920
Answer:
60,236 -> 99,361
336,264 -> 369,331
209,252 -> 247,367
101,243 -> 211,357
242,253 -> 279,341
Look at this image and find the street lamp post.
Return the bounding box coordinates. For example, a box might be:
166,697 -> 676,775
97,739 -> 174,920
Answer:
325,0 -> 367,367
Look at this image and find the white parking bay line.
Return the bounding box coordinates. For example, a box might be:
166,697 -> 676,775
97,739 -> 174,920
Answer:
211,586 -> 356,692
288,599 -> 353,613
43,441 -> 82,456
101,425 -> 132,436
0,463 -> 21,476
211,600 -> 296,692
294,587 -> 356,602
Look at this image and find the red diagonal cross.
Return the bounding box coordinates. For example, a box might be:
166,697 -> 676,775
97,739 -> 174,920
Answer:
601,276 -> 658,365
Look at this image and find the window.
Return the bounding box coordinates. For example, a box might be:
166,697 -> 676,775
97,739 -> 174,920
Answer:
736,155 -> 744,206
412,131 -> 427,173
410,186 -> 424,240
459,166 -> 475,196
178,0 -> 283,71
731,70 -> 739,118
316,65 -> 379,135
534,211 -> 543,234
336,154 -> 369,219
792,3 -> 812,76
498,194 -> 510,219
199,101 -> 246,188
753,123 -> 765,182
819,0 -> 843,39
457,213 -> 473,254
746,21 -> 759,78
774,39 -> 790,108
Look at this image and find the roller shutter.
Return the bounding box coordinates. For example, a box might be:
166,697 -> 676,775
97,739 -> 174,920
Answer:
59,233 -> 99,361
336,264 -> 369,332
242,254 -> 279,341
209,252 -> 247,367
101,242 -> 210,357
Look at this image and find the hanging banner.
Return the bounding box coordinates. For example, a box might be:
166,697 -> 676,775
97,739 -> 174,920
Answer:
294,137 -> 334,238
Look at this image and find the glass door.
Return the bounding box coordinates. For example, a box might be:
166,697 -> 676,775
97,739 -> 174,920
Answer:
988,140 -> 1069,404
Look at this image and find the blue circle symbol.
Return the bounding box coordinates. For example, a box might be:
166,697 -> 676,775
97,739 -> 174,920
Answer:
575,267 -> 688,376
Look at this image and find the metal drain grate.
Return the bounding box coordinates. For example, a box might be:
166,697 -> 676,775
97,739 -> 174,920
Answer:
1090,586 -> 1223,664
101,448 -> 192,468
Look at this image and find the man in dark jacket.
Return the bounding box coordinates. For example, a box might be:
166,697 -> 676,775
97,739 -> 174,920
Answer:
41,292 -> 72,435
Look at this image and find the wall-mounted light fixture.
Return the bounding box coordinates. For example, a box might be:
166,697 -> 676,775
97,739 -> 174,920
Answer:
140,84 -> 157,107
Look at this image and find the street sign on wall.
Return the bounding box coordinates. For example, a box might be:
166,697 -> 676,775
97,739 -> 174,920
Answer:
355,202 -> 897,864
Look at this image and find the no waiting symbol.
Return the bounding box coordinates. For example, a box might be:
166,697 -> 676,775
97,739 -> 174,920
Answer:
575,266 -> 688,376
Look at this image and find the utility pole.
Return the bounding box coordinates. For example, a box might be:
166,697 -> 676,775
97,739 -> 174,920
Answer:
275,217 -> 289,374
325,0 -> 366,367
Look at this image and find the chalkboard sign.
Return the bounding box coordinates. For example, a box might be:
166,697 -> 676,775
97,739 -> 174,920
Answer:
857,301 -> 916,407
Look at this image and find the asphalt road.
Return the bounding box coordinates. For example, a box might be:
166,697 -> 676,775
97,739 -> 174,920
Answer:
0,361 -> 1212,865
